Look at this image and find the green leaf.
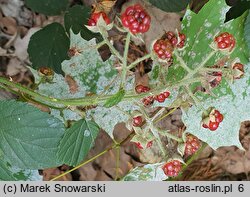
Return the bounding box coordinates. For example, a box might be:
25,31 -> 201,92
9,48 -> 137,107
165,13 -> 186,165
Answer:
0,162 -> 16,181
25,0 -> 68,16
182,0 -> 248,69
64,5 -> 97,41
104,89 -> 125,108
148,0 -> 191,12
244,11 -> 250,54
0,100 -> 64,169
57,119 -> 99,166
225,0 -> 250,22
181,0 -> 248,98
122,163 -> 167,181
28,23 -> 70,74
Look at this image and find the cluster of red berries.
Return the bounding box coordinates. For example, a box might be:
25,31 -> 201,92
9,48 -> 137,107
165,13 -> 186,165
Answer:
165,31 -> 186,48
214,32 -> 235,52
135,84 -> 150,93
153,31 -> 186,60
153,39 -> 173,60
202,109 -> 224,131
154,91 -> 170,103
135,85 -> 154,106
135,85 -> 170,105
88,12 -> 110,26
162,160 -> 181,177
121,4 -> 151,34
184,135 -> 201,156
134,141 -> 153,149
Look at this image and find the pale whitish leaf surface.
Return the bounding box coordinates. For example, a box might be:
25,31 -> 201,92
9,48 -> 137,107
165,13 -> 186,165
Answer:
182,64 -> 250,150
29,67 -> 86,101
0,100 -> 64,169
88,101 -> 139,139
29,30 -> 118,100
58,119 -> 99,166
0,161 -> 41,180
169,0 -> 250,150
62,31 -> 117,95
122,163 -> 167,181
10,167 -> 42,181
30,31 -> 137,139
87,76 -> 138,139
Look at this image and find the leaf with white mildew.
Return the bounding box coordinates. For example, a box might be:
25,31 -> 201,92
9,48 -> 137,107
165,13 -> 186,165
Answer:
122,163 -> 167,181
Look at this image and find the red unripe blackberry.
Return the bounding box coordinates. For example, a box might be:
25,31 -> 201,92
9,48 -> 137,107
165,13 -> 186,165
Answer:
87,12 -> 110,26
184,135 -> 201,156
135,85 -> 150,94
162,160 -> 181,177
133,116 -> 143,127
153,39 -> 173,60
121,4 -> 151,34
214,32 -> 235,51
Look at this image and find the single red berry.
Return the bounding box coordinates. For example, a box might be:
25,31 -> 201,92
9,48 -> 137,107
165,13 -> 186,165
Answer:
146,141 -> 153,148
142,96 -> 154,106
208,121 -> 219,131
135,85 -> 150,94
214,32 -> 235,51
163,91 -> 170,98
162,160 -> 181,177
153,39 -> 173,60
165,31 -> 178,46
155,93 -> 166,103
213,109 -> 224,123
133,116 -> 143,127
202,123 -> 209,129
177,33 -> 186,48
184,135 -> 201,156
134,142 -> 143,149
213,110 -> 220,117
121,4 -> 151,34
216,113 -> 224,123
88,12 -> 110,26
87,18 -> 96,26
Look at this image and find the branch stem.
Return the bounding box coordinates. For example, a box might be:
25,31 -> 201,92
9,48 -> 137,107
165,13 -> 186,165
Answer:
120,33 -> 131,88
127,53 -> 152,70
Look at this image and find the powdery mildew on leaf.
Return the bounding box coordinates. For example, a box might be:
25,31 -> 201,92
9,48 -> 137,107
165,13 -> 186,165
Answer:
178,0 -> 250,150
29,67 -> 86,100
86,74 -> 138,139
87,100 -> 139,139
62,31 -> 117,95
122,163 -> 167,181
182,64 -> 250,149
10,166 -> 42,180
